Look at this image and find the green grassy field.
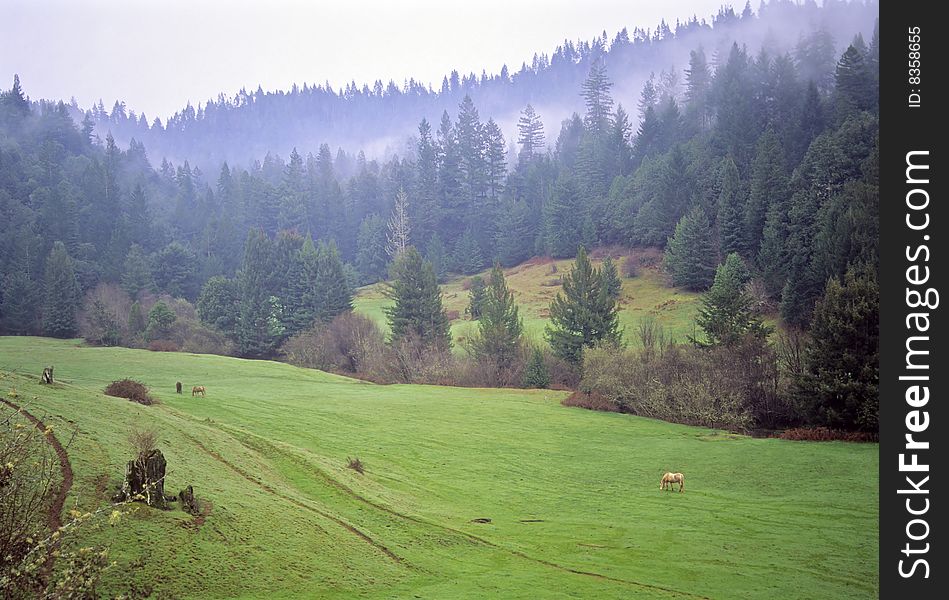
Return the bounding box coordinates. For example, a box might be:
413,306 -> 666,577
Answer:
354,258 -> 703,348
1,337 -> 878,598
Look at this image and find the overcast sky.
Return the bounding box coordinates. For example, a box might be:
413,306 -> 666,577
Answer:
2,0 -> 727,120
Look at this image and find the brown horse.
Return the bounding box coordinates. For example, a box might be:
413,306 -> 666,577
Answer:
660,472 -> 685,492
192,386 -> 206,397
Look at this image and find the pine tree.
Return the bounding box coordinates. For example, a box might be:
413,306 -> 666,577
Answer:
471,263 -> 523,379
546,246 -> 621,365
453,228 -> 485,275
424,233 -> 449,282
581,59 -> 614,138
523,347 -> 551,388
121,244 -> 153,297
414,119 -> 439,245
745,129 -> 788,256
516,104 -> 546,164
834,42 -> 874,118
804,265 -> 879,431
127,300 -> 146,339
716,157 -> 745,256
601,256 -> 621,299
695,253 -> 769,346
664,207 -> 717,290
42,241 -> 80,338
466,276 -> 487,320
356,214 -> 388,284
495,198 -> 534,267
237,230 -> 283,357
684,48 -> 711,129
313,241 -> 353,323
384,247 -> 451,350
153,241 -> 198,299
544,176 -> 584,258
0,271 -> 39,334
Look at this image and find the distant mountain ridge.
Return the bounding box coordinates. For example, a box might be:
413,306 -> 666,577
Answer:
77,0 -> 878,169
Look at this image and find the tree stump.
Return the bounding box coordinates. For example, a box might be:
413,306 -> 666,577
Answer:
41,366 -> 54,384
178,485 -> 201,516
112,449 -> 168,509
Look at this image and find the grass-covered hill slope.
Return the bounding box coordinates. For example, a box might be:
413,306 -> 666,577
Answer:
354,254 -> 702,347
1,337 -> 877,598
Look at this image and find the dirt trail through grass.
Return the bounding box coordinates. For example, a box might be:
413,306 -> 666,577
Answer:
2,396 -> 74,575
178,429 -> 407,566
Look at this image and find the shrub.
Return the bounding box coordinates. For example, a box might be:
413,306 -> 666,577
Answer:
127,426 -> 159,458
105,379 -> 156,405
778,427 -> 878,443
523,347 -> 551,388
445,310 -> 461,321
621,254 -> 639,278
79,283 -> 133,346
282,313 -> 386,376
147,340 -> 179,352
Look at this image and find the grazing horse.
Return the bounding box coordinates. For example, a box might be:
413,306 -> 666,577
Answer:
176,381 -> 182,394
192,386 -> 206,397
660,472 -> 685,493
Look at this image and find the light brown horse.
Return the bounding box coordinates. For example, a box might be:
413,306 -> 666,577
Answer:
192,386 -> 206,397
660,472 -> 685,492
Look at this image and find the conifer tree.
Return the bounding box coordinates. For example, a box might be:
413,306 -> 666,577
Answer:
495,198 -> 534,267
804,265 -> 879,431
121,244 -> 153,297
424,233 -> 449,282
546,246 -> 621,365
523,348 -> 551,389
153,241 -> 198,299
471,264 -> 523,379
664,207 -> 717,290
695,253 -> 769,346
237,230 -> 283,357
716,157 -> 745,256
601,256 -> 621,299
42,241 -> 80,338
466,276 -> 487,320
314,241 -> 353,323
453,228 -> 485,275
516,104 -> 546,163
356,214 -> 388,284
384,247 -> 451,350
544,176 -> 584,258
744,128 -> 788,256
127,300 -> 146,339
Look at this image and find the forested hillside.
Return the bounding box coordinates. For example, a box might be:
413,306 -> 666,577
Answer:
1,0 -> 878,429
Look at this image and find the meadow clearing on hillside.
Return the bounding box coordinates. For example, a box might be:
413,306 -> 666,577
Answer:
354,257 -> 703,347
1,337 -> 877,598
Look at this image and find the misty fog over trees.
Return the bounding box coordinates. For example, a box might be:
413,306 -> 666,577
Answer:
1,0 -> 879,430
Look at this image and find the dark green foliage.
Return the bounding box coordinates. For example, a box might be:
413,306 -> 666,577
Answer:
145,302 -> 176,341
384,247 -> 451,350
453,228 -> 484,275
664,207 -> 717,291
745,129 -> 788,257
424,233 -> 449,282
544,176 -> 584,258
523,348 -> 551,389
716,157 -> 745,256
128,300 -> 146,338
601,256 -> 621,299
121,244 -> 153,297
802,266 -> 879,431
471,264 -> 523,378
312,241 -> 353,323
695,253 -> 769,346
42,241 -> 80,338
495,199 -> 534,268
237,230 -> 284,358
466,276 -> 487,320
197,276 -> 240,337
356,214 -> 388,284
0,271 -> 40,334
546,246 -> 621,365
153,242 -> 198,300
516,104 -> 545,164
